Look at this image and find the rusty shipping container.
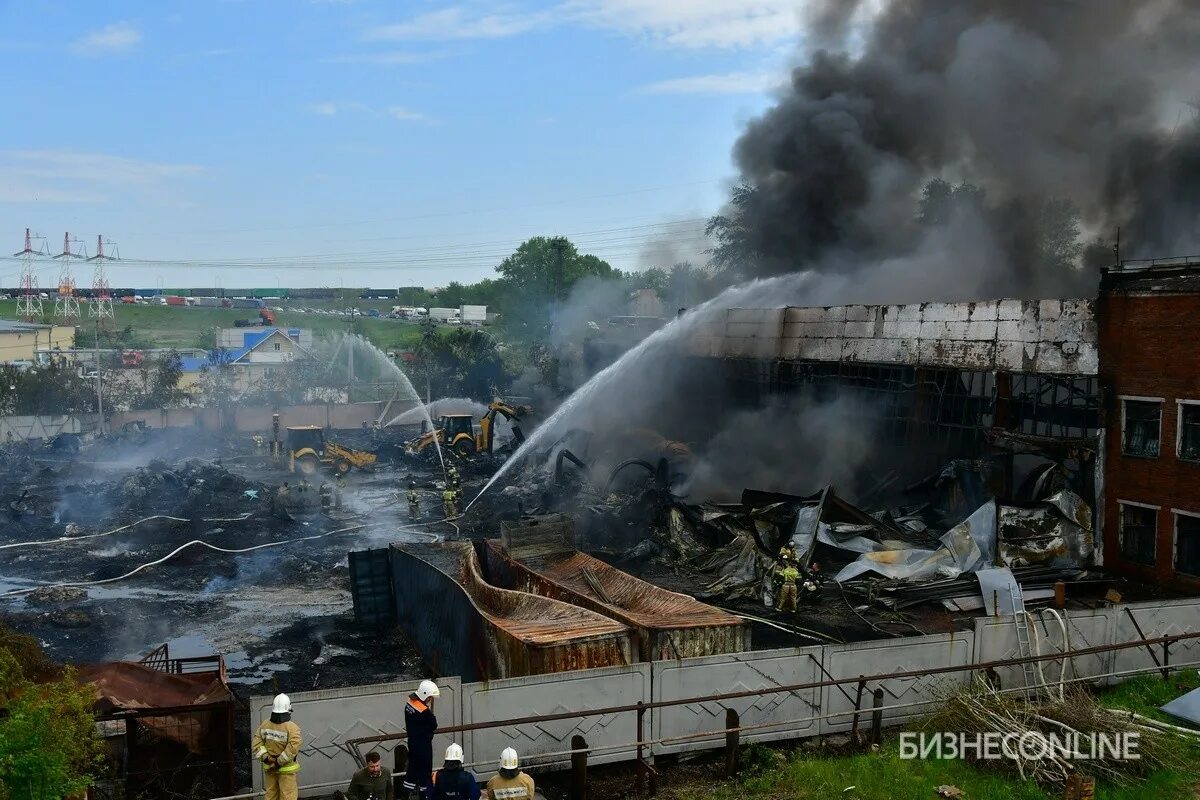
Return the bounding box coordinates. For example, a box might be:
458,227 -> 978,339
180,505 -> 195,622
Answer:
392,542 -> 634,681
485,540 -> 749,661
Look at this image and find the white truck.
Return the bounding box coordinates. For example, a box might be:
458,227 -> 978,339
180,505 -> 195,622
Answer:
429,307 -> 460,323
458,305 -> 487,325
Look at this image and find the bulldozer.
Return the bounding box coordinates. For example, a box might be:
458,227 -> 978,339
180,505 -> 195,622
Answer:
287,426 -> 378,476
405,400 -> 533,458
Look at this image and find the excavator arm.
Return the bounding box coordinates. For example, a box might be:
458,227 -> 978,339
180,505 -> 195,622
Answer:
478,401 -> 533,454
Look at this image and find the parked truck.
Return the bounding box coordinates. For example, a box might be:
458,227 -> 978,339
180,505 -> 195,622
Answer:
165,295 -> 186,307
458,305 -> 487,325
192,296 -> 222,308
232,298 -> 265,309
429,307 -> 460,323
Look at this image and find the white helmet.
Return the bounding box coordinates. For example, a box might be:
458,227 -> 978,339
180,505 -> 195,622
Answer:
416,680 -> 441,702
500,747 -> 519,770
444,743 -> 464,762
272,694 -> 291,714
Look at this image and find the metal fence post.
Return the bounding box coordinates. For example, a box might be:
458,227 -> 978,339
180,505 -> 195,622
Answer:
871,689 -> 884,745
570,735 -> 588,800
849,678 -> 866,742
724,709 -> 740,776
635,701 -> 645,797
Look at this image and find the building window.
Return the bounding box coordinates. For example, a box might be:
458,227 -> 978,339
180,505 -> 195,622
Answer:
1119,503 -> 1157,566
273,342 -> 281,352
1176,513 -> 1200,576
1179,403 -> 1200,462
1122,399 -> 1162,457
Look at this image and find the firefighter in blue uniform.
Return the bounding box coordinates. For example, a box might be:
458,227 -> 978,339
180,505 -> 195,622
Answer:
403,680 -> 441,799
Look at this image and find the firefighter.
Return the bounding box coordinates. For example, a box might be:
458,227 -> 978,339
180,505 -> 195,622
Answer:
402,680 -> 441,800
251,694 -> 302,800
485,748 -> 534,800
447,466 -> 460,492
442,487 -> 457,519
430,744 -> 479,800
775,560 -> 800,613
319,482 -> 333,509
407,481 -> 421,520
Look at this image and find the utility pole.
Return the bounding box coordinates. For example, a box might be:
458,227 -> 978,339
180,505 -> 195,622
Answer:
94,318 -> 104,434
551,238 -> 567,301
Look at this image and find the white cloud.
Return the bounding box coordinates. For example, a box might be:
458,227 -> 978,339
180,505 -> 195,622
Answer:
367,1 -> 802,49
1,150 -> 201,185
636,70 -> 784,94
321,50 -> 447,65
387,106 -> 427,121
306,103 -> 427,121
70,22 -> 141,55
571,0 -> 802,49
0,150 -> 200,205
367,6 -> 555,41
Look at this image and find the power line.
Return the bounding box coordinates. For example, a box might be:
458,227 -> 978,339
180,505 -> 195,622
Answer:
163,180 -> 726,237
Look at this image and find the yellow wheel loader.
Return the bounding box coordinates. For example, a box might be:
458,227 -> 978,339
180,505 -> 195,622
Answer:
404,400 -> 533,459
287,426 -> 378,475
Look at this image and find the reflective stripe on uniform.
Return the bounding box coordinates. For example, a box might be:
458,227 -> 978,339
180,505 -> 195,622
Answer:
491,787 -> 529,799
261,728 -> 290,743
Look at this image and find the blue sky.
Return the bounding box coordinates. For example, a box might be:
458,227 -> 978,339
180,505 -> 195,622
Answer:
0,1 -> 806,289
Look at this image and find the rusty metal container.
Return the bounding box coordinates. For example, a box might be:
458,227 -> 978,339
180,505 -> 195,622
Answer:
392,542 -> 634,681
485,540 -> 750,661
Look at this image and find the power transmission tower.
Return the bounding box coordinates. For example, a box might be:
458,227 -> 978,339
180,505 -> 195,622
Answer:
13,227 -> 47,321
86,234 -> 119,327
52,231 -> 84,324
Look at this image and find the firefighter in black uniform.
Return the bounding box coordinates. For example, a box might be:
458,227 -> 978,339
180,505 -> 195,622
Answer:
402,680 -> 441,799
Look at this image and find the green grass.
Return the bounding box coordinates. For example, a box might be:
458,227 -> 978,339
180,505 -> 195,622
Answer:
655,673 -> 1200,800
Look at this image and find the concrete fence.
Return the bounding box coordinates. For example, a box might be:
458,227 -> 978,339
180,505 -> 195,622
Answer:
0,413 -> 96,441
249,598 -> 1200,797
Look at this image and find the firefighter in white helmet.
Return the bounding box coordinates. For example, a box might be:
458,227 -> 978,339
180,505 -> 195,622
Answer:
251,694 -> 303,800
430,743 -> 480,800
485,748 -> 534,800
402,680 -> 441,799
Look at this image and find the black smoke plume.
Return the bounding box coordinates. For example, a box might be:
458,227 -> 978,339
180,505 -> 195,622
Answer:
711,0 -> 1200,298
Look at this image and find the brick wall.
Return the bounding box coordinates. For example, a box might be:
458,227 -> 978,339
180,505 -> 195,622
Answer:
1098,289 -> 1200,589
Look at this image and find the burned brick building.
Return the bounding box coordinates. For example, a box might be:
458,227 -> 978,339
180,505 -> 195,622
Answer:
1099,259 -> 1200,590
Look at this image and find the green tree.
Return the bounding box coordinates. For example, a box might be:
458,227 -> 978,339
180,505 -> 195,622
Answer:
705,183 -> 764,277
917,179 -> 987,226
0,363 -> 98,416
495,237 -> 621,328
0,626 -> 104,800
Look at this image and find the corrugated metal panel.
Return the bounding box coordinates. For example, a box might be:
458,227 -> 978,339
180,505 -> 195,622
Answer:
349,547 -> 395,627
485,541 -> 749,661
393,542 -> 634,681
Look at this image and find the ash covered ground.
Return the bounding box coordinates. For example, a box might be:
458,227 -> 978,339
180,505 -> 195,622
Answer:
0,426 -> 477,694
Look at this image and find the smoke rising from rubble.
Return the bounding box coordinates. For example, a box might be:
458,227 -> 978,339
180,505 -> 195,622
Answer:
717,0 -> 1200,292
680,396 -> 883,503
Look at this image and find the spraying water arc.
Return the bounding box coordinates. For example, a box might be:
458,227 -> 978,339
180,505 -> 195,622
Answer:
336,333 -> 447,475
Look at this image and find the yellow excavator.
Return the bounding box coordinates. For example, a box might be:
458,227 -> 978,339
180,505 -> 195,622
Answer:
405,400 -> 533,458
287,426 -> 378,476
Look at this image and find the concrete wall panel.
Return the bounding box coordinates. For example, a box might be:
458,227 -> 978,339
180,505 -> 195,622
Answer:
651,646 -> 823,755
1112,600 -> 1200,680
460,663 -> 650,770
974,609 -> 1112,691
250,678 -> 462,797
821,632 -> 974,733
